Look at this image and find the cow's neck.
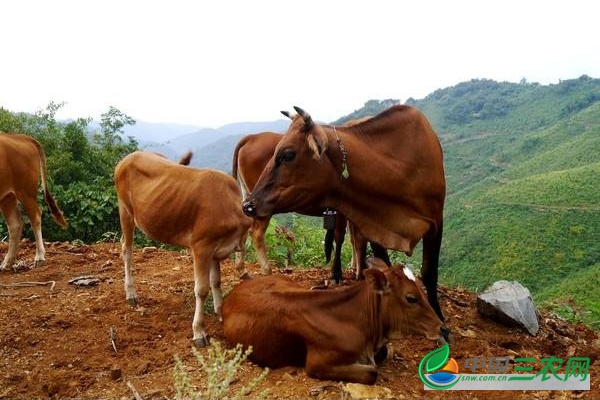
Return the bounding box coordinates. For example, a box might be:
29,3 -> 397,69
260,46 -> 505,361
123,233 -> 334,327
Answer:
322,127 -> 430,253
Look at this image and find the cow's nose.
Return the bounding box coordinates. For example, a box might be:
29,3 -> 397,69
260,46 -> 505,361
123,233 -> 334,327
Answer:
242,200 -> 257,217
441,326 -> 453,344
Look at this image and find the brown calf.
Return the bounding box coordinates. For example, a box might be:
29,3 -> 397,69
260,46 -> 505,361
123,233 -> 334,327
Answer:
223,258 -> 445,384
0,133 -> 67,270
114,151 -> 251,346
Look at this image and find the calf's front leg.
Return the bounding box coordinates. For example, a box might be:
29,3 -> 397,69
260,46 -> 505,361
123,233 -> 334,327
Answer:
191,244 -> 212,347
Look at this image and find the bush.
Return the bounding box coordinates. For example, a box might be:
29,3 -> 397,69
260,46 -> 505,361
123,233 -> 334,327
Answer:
173,340 -> 269,400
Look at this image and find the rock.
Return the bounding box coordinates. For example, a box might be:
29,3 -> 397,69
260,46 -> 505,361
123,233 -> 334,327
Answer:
343,383 -> 392,399
68,275 -> 100,287
477,280 -> 539,335
459,328 -> 477,338
142,246 -> 157,254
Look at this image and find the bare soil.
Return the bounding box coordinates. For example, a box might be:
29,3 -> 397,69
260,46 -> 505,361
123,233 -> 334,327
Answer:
0,241 -> 598,399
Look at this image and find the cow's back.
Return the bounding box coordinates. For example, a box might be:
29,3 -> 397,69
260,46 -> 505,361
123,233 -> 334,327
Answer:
115,151 -> 248,247
223,276 -> 309,367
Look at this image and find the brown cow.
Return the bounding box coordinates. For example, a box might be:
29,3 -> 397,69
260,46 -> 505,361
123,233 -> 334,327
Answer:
114,151 -> 251,346
0,133 -> 67,270
232,116 -> 390,284
223,258 -> 445,384
242,105 -> 447,321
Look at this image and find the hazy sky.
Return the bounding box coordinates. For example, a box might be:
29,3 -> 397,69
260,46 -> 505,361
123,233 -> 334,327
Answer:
2,0 -> 599,127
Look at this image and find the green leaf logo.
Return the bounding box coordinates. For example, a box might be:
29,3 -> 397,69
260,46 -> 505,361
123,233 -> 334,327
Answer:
425,343 -> 450,372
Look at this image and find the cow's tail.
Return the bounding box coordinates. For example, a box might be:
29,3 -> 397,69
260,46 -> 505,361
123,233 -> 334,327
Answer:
34,139 -> 68,228
232,136 -> 250,180
179,151 -> 193,165
324,228 -> 334,264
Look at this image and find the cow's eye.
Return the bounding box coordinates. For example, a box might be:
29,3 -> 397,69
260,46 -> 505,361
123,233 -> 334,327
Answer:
278,150 -> 296,163
406,294 -> 418,304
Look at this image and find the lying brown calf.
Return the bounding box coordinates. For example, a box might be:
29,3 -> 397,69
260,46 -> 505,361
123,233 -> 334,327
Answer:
114,151 -> 252,346
223,258 -> 445,384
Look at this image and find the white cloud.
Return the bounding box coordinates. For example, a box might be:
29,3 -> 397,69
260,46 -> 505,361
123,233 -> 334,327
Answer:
1,0 -> 598,126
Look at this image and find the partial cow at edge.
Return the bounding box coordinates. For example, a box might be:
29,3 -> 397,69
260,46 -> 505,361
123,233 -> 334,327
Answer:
0,133 -> 67,270
114,151 -> 252,347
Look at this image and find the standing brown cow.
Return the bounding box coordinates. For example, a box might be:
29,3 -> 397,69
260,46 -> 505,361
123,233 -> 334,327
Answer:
232,116 -> 390,284
0,133 -> 67,270
243,105 -> 447,321
114,151 -> 251,346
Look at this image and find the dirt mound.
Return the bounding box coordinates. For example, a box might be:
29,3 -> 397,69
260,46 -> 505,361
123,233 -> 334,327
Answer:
0,241 -> 598,399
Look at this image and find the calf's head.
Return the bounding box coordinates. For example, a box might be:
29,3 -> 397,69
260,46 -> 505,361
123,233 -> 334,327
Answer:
242,107 -> 335,218
364,258 -> 446,343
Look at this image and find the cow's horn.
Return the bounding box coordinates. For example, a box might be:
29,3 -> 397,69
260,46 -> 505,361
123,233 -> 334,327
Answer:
293,106 -> 313,128
281,110 -> 294,119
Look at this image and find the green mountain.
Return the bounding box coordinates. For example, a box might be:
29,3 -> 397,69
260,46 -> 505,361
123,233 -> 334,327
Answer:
337,76 -> 600,326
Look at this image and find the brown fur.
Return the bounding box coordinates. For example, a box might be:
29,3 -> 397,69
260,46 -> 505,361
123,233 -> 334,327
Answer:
114,151 -> 252,345
223,259 -> 443,384
0,133 -> 67,270
244,105 -> 447,320
232,118 -> 382,280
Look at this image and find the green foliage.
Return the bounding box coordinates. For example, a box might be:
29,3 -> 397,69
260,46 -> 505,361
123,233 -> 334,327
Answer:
173,340 -> 269,400
0,103 -> 138,243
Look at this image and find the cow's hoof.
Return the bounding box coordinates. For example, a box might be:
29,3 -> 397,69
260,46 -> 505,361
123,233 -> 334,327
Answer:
127,297 -> 138,307
375,344 -> 388,365
193,335 -> 209,348
34,259 -> 45,268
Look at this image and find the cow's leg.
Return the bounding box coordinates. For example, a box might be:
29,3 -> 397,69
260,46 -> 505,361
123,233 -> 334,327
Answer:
234,231 -> 250,279
370,242 -> 391,267
348,222 -> 368,280
190,244 -> 212,347
422,221 -> 444,321
331,214 -> 347,284
250,218 -> 271,275
305,349 -> 378,384
119,203 -> 137,306
20,194 -> 46,267
0,194 -> 23,271
210,259 -> 223,321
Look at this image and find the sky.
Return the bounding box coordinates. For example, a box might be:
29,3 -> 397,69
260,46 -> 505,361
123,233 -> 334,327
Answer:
2,0 -> 599,127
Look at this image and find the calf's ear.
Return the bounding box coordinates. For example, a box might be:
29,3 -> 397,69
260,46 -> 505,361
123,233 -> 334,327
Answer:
364,269 -> 389,293
307,126 -> 328,160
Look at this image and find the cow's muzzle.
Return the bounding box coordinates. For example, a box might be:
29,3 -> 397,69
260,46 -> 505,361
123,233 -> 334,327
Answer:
242,200 -> 257,217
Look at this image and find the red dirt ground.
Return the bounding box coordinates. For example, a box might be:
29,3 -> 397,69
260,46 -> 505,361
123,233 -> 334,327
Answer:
0,241 -> 598,399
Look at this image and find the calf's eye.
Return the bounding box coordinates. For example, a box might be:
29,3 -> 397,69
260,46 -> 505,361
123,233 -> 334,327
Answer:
406,294 -> 418,304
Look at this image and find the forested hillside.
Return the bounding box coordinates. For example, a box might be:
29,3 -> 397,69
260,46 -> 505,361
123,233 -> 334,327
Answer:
336,76 -> 600,326
1,76 -> 598,327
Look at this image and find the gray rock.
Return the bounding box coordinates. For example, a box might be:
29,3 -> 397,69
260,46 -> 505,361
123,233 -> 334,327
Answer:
477,280 -> 539,335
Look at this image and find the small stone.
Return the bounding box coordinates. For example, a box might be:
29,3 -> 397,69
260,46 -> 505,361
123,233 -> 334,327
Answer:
282,372 -> 294,380
143,246 -> 157,254
172,266 -> 181,271
275,380 -> 282,386
343,383 -> 392,399
460,329 -> 477,338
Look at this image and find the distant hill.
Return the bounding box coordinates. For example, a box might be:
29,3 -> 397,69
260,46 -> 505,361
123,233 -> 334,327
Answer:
87,120 -> 201,144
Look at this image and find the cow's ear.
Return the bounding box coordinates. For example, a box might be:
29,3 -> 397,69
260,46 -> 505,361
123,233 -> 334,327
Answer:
365,269 -> 389,293
367,257 -> 388,272
307,126 -> 328,160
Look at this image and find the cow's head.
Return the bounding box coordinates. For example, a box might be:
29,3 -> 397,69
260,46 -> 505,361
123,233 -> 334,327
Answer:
364,258 -> 446,343
242,106 -> 335,218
